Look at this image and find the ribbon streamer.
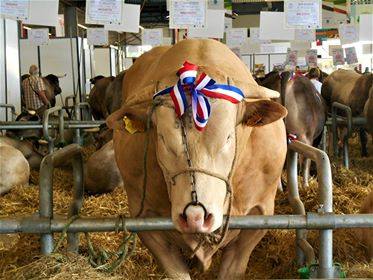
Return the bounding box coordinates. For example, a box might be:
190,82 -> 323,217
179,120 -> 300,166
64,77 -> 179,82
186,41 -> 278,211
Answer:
153,61 -> 244,131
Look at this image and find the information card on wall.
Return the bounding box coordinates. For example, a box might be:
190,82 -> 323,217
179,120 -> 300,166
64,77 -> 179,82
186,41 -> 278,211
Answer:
294,29 -> 316,42
169,0 -> 206,29
0,0 -> 30,20
85,0 -> 122,25
305,49 -> 318,67
338,24 -> 358,45
284,0 -> 321,29
345,46 -> 358,65
226,28 -> 247,47
286,49 -> 298,67
28,28 -> 49,46
332,47 -> 345,66
87,28 -> 108,46
142,28 -> 163,46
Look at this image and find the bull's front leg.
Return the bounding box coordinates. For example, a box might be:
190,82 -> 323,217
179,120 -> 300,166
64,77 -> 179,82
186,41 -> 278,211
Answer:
138,232 -> 191,280
217,207 -> 267,280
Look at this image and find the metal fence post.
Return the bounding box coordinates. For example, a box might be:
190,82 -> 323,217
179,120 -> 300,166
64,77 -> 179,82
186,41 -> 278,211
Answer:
0,103 -> 16,121
38,144 -> 84,255
43,106 -> 64,153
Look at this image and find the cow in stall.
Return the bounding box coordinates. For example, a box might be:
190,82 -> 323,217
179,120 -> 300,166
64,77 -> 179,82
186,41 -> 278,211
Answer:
84,140 -> 123,194
88,76 -> 115,120
0,136 -> 48,169
0,142 -> 30,195
321,69 -> 373,156
256,70 -> 327,187
107,39 -> 288,279
364,87 -> 373,136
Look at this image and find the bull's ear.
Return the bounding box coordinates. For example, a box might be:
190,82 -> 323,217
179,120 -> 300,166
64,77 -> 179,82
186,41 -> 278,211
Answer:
106,105 -> 148,131
242,100 -> 287,127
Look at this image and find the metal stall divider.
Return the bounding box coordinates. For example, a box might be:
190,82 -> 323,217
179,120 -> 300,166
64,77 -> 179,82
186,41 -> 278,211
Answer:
0,141 -> 372,277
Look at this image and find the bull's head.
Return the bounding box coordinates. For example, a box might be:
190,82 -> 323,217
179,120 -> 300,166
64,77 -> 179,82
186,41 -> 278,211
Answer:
108,82 -> 286,234
44,74 -> 62,95
153,92 -> 286,233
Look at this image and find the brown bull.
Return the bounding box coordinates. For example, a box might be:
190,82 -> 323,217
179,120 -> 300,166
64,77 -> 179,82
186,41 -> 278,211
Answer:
321,69 -> 372,156
108,39 -> 287,279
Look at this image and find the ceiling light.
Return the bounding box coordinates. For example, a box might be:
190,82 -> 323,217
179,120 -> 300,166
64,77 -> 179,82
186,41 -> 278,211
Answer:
78,23 -> 88,30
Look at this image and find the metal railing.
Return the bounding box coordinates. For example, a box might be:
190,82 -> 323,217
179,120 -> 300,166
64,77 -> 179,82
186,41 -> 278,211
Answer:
0,103 -> 17,121
325,102 -> 367,169
0,142 -> 372,279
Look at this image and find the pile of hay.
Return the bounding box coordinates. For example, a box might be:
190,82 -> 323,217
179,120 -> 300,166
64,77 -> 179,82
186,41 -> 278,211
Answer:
0,139 -> 372,279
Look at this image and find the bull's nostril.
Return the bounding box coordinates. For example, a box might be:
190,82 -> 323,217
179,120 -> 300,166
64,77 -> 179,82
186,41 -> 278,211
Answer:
179,213 -> 187,222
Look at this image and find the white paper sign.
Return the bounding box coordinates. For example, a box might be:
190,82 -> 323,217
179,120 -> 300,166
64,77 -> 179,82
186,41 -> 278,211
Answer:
294,29 -> 316,41
170,0 -> 206,29
284,0 -> 321,29
226,28 -> 247,47
188,9 -> 225,39
105,4 -> 140,33
142,29 -> 163,46
208,0 -> 224,10
331,47 -> 345,66
359,14 -> 373,42
87,28 -> 108,46
287,49 -> 298,67
250,27 -> 270,44
23,0 -> 59,27
0,0 -> 29,20
85,0 -> 122,25
339,24 -> 358,45
260,12 -> 295,40
306,49 -> 318,67
56,14 -> 65,37
28,28 -> 49,46
345,46 -> 358,65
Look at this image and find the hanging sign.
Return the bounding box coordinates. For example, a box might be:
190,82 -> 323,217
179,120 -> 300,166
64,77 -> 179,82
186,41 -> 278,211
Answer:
28,28 -> 49,46
338,24 -> 358,45
169,0 -> 206,29
208,0 -> 224,10
294,29 -> 316,42
87,28 -> 108,46
250,27 -> 270,44
305,49 -> 318,67
331,47 -> 345,66
188,9 -> 225,39
85,0 -> 122,25
0,0 -> 30,20
286,49 -> 298,67
105,4 -> 140,33
345,46 -> 358,65
142,28 -> 163,46
226,28 -> 247,47
56,14 -> 65,37
284,0 -> 321,29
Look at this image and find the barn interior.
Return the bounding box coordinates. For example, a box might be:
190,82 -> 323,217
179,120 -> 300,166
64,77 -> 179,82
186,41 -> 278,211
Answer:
0,1 -> 372,279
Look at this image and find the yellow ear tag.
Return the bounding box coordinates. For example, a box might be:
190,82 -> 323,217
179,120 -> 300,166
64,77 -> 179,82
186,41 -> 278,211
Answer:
123,116 -> 145,134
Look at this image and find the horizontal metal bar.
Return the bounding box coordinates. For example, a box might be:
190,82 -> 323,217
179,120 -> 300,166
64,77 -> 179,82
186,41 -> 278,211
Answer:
0,120 -> 105,130
325,117 -> 367,126
0,214 -> 372,234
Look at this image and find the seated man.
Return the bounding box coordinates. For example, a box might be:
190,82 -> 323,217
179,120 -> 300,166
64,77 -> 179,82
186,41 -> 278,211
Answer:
22,65 -> 50,117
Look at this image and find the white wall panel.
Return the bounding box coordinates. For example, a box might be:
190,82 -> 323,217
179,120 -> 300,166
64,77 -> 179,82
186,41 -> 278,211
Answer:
0,19 -> 5,121
20,39 -> 38,75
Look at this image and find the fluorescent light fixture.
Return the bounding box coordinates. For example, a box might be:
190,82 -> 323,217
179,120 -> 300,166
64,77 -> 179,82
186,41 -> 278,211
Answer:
23,26 -> 31,30
140,25 -> 144,30
78,23 -> 88,30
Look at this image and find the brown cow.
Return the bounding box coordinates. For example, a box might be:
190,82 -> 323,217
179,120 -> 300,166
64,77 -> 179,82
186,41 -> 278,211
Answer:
321,69 -> 373,156
88,76 -> 115,120
284,77 -> 327,186
359,191 -> 373,262
84,140 -> 123,194
257,72 -> 327,187
364,87 -> 373,135
108,39 -> 287,279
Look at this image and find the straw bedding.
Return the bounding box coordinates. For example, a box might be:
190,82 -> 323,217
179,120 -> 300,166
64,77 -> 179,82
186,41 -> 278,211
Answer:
0,138 -> 372,279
